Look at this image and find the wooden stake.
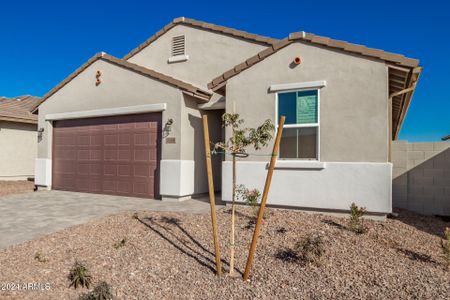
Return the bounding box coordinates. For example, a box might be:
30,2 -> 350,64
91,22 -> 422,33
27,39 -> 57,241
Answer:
202,115 -> 222,275
243,116 -> 285,281
229,153 -> 236,276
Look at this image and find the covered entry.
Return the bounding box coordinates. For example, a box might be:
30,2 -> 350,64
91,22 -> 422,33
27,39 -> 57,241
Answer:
52,113 -> 161,198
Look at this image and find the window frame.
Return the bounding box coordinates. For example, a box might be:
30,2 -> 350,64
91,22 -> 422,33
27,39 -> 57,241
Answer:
275,88 -> 321,161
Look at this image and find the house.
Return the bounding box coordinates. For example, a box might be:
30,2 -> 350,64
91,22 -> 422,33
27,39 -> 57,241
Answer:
33,17 -> 421,216
0,95 -> 41,180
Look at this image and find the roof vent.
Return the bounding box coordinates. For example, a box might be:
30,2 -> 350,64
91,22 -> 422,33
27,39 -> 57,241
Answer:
172,35 -> 185,57
168,35 -> 189,63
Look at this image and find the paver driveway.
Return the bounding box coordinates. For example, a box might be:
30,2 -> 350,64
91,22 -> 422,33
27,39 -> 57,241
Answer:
0,190 -> 212,249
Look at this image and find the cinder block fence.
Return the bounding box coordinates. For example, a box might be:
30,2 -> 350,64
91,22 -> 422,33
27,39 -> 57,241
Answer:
392,141 -> 450,216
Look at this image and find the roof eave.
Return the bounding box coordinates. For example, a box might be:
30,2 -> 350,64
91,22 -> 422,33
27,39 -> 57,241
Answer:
393,67 -> 422,140
32,52 -> 212,113
0,115 -> 38,125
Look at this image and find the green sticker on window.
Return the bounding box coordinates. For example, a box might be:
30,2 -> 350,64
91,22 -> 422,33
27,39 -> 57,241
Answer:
296,90 -> 317,124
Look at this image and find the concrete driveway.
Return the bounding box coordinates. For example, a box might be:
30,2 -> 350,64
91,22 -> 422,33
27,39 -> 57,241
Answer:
0,190 -> 213,249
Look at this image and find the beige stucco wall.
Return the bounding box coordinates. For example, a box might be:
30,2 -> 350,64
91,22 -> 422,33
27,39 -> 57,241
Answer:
127,24 -> 268,89
179,95 -> 223,193
0,121 -> 37,179
37,59 -> 185,161
226,42 -> 389,162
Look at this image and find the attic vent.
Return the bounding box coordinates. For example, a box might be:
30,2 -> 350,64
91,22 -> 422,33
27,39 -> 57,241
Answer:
172,35 -> 185,56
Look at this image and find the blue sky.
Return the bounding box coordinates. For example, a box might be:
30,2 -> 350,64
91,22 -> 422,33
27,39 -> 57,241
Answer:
0,0 -> 448,141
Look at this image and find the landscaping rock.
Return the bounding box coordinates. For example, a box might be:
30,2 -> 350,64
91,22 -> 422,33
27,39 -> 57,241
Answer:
0,207 -> 448,299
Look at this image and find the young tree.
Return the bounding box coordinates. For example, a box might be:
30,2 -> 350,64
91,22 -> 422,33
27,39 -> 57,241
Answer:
214,113 -> 274,276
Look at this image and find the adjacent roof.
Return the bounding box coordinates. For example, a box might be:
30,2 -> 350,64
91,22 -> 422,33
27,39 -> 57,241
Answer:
208,32 -> 420,90
0,95 -> 41,124
123,17 -> 278,60
32,52 -> 212,112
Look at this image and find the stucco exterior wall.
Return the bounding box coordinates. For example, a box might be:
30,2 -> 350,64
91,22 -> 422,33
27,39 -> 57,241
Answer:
392,140 -> 450,215
127,24 -> 268,88
0,121 -> 37,180
222,161 -> 392,214
226,42 -> 389,162
37,59 -> 184,161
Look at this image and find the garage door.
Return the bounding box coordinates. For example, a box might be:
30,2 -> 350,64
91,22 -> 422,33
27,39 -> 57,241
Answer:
52,113 -> 161,198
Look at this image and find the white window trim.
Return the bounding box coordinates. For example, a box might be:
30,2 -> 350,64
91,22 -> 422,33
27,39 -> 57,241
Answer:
270,80 -> 326,93
275,88 -> 321,161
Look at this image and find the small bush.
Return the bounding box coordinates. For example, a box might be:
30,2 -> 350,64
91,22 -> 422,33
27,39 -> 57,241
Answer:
441,227 -> 450,269
349,202 -> 367,234
113,238 -> 127,249
236,184 -> 269,219
34,251 -> 48,263
68,261 -> 92,289
79,282 -> 114,300
294,233 -> 325,264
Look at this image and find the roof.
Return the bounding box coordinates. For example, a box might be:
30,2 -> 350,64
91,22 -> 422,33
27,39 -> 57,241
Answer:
123,17 -> 279,60
32,52 -> 212,112
208,32 -> 420,90
207,31 -> 421,140
0,95 -> 41,124
442,135 -> 450,141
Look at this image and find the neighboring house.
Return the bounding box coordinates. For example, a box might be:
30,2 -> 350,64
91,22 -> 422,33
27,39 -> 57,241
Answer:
0,95 -> 41,180
33,17 -> 421,216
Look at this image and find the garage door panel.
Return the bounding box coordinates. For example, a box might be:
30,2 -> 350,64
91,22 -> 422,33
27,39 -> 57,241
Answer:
53,113 -> 161,198
117,165 -> 131,177
90,150 -> 102,160
90,180 -> 102,192
76,178 -> 91,191
104,135 -> 118,146
91,136 -> 102,146
54,160 -> 76,174
90,164 -> 103,176
103,180 -> 117,193
118,134 -> 131,146
118,149 -> 131,161
77,164 -> 90,175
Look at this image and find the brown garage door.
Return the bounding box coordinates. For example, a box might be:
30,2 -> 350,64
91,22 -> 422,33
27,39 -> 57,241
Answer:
52,113 -> 161,198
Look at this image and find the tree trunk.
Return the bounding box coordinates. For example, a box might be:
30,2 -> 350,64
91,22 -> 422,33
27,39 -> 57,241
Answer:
229,153 -> 236,276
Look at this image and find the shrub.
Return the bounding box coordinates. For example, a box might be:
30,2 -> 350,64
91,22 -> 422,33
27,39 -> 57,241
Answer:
79,282 -> 114,300
236,184 -> 269,219
68,261 -> 92,289
294,233 -> 325,264
34,251 -> 48,263
113,238 -> 127,249
441,227 -> 450,269
349,202 -> 367,234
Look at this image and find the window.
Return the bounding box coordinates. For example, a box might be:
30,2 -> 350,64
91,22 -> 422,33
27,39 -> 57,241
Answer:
277,89 -> 319,160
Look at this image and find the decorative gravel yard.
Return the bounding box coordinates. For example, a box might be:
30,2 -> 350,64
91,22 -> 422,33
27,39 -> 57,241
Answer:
0,180 -> 34,197
0,207 -> 449,299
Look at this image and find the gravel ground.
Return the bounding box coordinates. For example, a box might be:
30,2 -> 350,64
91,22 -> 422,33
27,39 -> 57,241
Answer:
0,207 -> 449,299
0,180 -> 34,197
